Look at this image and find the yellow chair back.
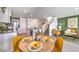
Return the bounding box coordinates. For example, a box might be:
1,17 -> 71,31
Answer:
13,35 -> 22,52
53,37 -> 63,52
52,29 -> 61,37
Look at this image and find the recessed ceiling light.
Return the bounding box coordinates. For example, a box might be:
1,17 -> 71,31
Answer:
74,8 -> 79,10
24,10 -> 27,12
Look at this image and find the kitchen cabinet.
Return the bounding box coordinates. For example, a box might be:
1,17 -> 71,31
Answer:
0,8 -> 11,23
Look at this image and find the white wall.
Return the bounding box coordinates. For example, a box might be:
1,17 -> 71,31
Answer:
0,8 -> 11,23
27,18 -> 39,29
49,17 -> 58,36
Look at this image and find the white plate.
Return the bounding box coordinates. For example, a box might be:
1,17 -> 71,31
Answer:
28,42 -> 43,52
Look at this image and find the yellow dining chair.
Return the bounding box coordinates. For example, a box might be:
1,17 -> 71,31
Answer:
12,35 -> 22,52
52,29 -> 61,38
53,37 -> 64,52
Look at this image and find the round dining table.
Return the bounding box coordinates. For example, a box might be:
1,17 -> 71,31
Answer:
18,35 -> 54,52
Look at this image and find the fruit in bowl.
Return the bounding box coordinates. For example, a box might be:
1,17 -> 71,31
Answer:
30,41 -> 41,49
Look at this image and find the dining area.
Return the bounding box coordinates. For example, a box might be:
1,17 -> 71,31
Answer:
12,32 -> 64,52
0,7 -> 65,52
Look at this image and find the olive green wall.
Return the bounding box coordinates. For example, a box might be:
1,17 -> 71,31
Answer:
58,15 -> 79,31
58,17 -> 67,30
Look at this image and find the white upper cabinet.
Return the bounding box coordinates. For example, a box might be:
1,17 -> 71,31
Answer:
0,8 -> 11,23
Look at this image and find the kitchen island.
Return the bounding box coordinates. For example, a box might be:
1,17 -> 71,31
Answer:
0,32 -> 17,51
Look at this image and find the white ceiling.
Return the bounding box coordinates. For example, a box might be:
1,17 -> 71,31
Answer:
10,7 -> 79,18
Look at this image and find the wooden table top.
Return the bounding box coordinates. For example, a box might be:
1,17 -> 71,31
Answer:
18,35 -> 54,52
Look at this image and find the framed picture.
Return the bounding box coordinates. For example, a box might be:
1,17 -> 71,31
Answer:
68,17 -> 78,28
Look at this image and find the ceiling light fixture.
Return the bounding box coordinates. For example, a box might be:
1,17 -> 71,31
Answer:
24,10 -> 27,12
74,8 -> 79,10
